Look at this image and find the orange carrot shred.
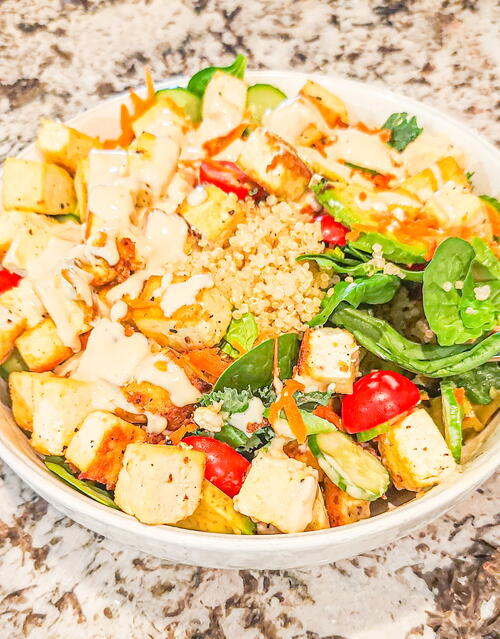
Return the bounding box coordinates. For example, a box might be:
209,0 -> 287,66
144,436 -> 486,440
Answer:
269,379 -> 307,444
169,423 -> 194,445
313,405 -> 344,431
186,348 -> 229,382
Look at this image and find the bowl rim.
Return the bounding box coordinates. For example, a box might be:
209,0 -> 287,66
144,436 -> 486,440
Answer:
0,69 -> 498,554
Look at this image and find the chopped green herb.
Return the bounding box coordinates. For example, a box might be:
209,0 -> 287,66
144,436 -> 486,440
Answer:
382,112 -> 423,151
343,162 -> 379,176
465,171 -> 475,184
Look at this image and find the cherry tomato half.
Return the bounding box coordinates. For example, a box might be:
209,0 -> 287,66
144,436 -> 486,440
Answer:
341,370 -> 420,434
317,215 -> 349,246
0,269 -> 21,295
199,160 -> 264,200
182,436 -> 250,497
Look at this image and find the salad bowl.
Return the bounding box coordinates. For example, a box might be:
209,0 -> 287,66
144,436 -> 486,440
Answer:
0,70 -> 498,569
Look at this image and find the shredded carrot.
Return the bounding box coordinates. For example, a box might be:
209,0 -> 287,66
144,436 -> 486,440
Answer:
102,67 -> 156,149
186,348 -> 229,382
453,388 -> 466,405
203,123 -> 248,157
231,339 -> 247,356
313,405 -> 344,431
269,379 -> 307,444
169,423 -> 194,445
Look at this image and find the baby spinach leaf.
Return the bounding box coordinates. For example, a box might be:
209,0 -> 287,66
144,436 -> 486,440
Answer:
220,312 -> 259,358
331,305 -> 499,377
213,333 -> 300,392
449,362 -> 500,404
308,274 -> 400,327
382,112 -> 423,151
187,54 -> 247,97
215,424 -> 250,448
43,457 -> 118,509
471,237 -> 500,279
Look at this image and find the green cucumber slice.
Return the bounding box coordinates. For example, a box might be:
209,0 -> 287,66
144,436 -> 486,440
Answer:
440,381 -> 464,463
247,84 -> 287,124
309,431 -> 389,501
55,213 -> 81,224
356,422 -> 390,443
0,349 -> 28,381
155,87 -> 202,122
262,408 -> 337,436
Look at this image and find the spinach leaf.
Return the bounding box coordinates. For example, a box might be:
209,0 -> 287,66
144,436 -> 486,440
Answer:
215,424 -> 250,448
471,238 -> 500,279
382,112 -> 423,151
43,456 -> 118,509
331,305 -> 499,377
236,426 -> 275,460
297,253 -> 379,277
220,312 -> 259,358
308,274 -> 400,327
213,333 -> 300,392
198,387 -> 251,413
187,54 -> 247,97
449,362 -> 500,404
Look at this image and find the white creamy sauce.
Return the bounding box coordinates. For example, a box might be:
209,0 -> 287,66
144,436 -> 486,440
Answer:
134,102 -> 185,145
186,185 -> 208,206
134,353 -> 201,406
144,411 -> 168,434
160,273 -> 213,317
110,300 -> 128,321
228,397 -> 265,434
327,128 -> 396,175
72,318 -> 150,386
130,135 -> 180,199
155,170 -> 195,215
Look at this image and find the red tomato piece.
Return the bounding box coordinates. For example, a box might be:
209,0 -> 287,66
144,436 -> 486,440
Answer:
317,215 -> 349,246
182,436 -> 250,497
341,370 -> 420,434
200,160 -> 264,200
0,269 -> 21,295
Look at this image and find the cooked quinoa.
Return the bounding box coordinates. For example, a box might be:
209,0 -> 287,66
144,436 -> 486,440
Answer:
183,197 -> 329,337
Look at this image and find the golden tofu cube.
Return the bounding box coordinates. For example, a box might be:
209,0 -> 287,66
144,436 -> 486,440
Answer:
15,318 -> 74,372
179,184 -> 246,246
65,410 -> 146,488
128,132 -> 179,202
237,127 -> 311,201
74,158 -> 89,222
305,487 -> 330,531
36,119 -> 101,174
132,98 -> 188,144
2,158 -> 76,214
300,80 -> 349,126
323,478 -> 370,527
30,376 -> 95,455
296,327 -> 359,394
378,409 -> 456,491
8,371 -> 51,432
114,443 -> 205,525
0,306 -> 26,364
0,279 -> 46,329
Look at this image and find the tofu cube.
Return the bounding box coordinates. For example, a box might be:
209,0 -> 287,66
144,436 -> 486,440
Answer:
299,80 -> 349,126
65,410 -> 146,488
2,158 -> 76,214
15,318 -> 73,372
0,306 -> 26,364
9,371 -> 49,432
36,119 -> 101,174
424,182 -> 489,232
74,158 -> 89,222
0,278 -> 46,329
296,327 -> 359,394
128,132 -> 180,201
179,184 -> 246,246
114,443 -> 205,525
233,451 -> 319,533
132,99 -> 187,145
237,127 -> 311,201
378,408 -> 457,491
322,478 -> 370,527
1,212 -> 60,274
305,487 -> 330,531
30,376 -> 95,455
196,71 -> 247,143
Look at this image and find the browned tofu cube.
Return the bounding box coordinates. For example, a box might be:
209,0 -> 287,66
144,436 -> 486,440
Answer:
15,318 -> 73,372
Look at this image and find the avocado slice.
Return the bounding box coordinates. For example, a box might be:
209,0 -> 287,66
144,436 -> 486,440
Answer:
175,479 -> 256,534
313,181 -> 427,264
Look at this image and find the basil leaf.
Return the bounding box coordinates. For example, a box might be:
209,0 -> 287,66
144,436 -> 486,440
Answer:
449,362 -> 500,405
213,333 -> 300,392
220,312 -> 259,359
43,457 -> 118,509
382,112 -> 423,151
187,54 -> 247,97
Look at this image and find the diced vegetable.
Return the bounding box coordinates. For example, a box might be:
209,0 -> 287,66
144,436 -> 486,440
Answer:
382,112 -> 423,151
155,87 -> 202,122
317,215 -> 349,246
0,349 -> 28,382
309,431 -> 390,501
449,362 -> 500,405
199,161 -> 264,201
182,436 -> 250,497
187,54 -> 247,97
0,269 -> 22,294
342,370 -> 420,434
246,83 -> 287,124
440,382 -> 464,463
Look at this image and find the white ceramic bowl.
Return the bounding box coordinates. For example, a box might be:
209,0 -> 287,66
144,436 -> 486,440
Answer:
0,71 -> 498,569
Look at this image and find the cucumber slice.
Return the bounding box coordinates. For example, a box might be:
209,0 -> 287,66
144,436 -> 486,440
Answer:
309,431 -> 389,501
263,408 -> 337,436
356,422 -> 390,443
440,381 -> 464,463
155,87 -> 202,122
247,84 -> 287,124
0,349 -> 28,381
55,213 -> 81,224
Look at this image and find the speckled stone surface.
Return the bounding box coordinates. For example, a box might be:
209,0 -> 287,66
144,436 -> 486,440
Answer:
0,1 -> 499,637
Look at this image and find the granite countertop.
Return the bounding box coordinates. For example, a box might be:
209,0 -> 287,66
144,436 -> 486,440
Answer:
0,1 -> 499,637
